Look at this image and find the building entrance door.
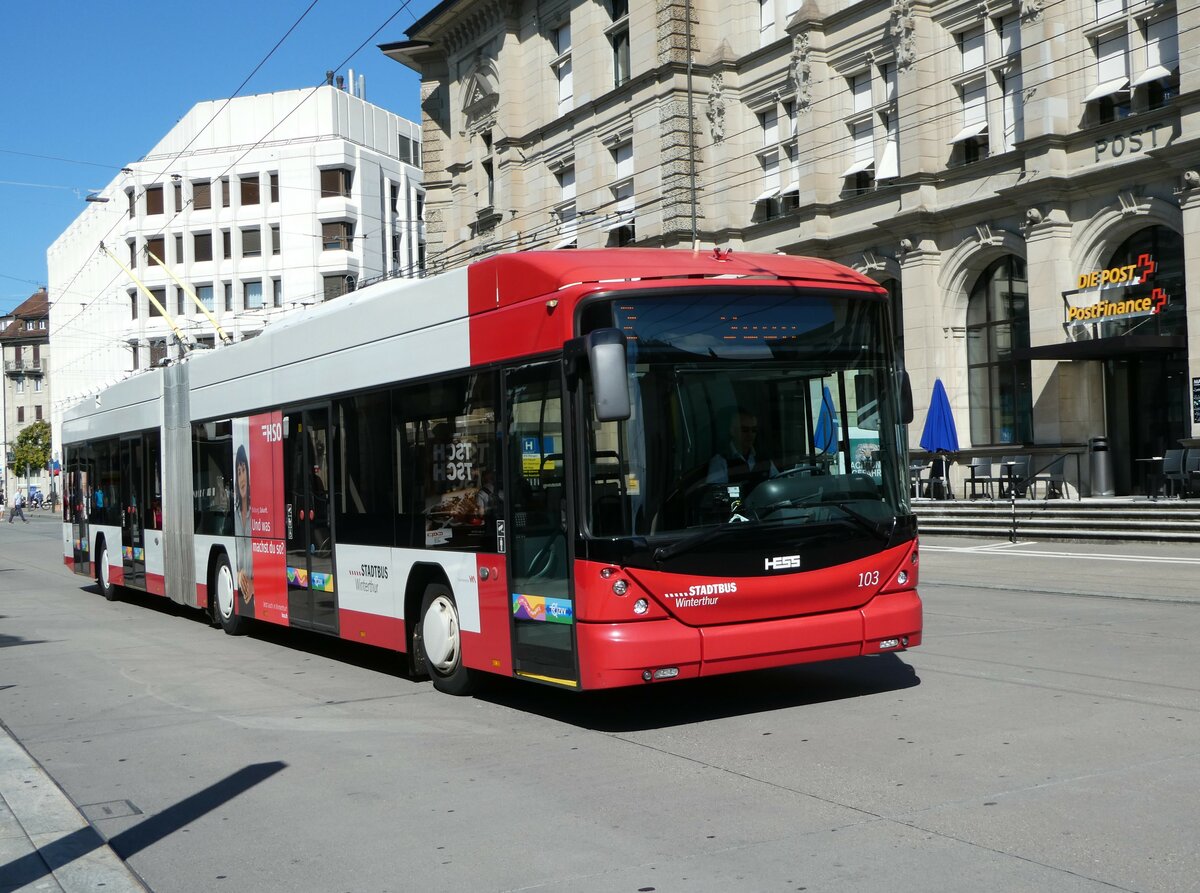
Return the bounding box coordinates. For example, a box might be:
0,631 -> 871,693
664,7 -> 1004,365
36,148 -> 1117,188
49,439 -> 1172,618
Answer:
1105,353 -> 1188,495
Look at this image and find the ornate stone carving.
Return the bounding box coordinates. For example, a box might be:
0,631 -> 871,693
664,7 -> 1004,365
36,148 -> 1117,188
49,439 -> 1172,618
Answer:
706,73 -> 725,144
1020,0 -> 1043,24
890,0 -> 917,71
790,32 -> 813,114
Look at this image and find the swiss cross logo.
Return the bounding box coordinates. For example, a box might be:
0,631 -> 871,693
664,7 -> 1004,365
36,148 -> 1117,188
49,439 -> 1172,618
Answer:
1135,253 -> 1156,284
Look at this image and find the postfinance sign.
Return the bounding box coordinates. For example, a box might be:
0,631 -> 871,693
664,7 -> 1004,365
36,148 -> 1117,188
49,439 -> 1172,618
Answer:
1067,254 -> 1167,322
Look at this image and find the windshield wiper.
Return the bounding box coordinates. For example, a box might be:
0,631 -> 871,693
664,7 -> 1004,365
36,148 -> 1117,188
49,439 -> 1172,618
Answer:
824,502 -> 895,541
653,522 -> 743,562
754,499 -> 894,542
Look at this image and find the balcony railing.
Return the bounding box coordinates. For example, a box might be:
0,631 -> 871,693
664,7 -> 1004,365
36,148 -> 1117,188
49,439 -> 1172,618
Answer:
4,359 -> 43,376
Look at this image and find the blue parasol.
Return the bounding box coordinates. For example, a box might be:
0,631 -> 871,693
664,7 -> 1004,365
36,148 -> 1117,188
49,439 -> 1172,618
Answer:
815,386 -> 839,453
919,378 -> 960,453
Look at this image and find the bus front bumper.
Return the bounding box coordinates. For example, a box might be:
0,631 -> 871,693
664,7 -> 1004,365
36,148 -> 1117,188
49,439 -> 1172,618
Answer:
575,589 -> 922,690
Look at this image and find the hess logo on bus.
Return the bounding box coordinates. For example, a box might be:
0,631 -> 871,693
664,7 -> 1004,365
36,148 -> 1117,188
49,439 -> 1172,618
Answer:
765,554 -> 801,571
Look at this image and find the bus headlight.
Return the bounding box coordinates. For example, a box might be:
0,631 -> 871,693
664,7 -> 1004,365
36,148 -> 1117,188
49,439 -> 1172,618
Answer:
897,570 -> 909,585
633,598 -> 648,615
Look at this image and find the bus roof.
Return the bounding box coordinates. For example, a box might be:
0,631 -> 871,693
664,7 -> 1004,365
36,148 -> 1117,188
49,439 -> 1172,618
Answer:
467,249 -> 885,312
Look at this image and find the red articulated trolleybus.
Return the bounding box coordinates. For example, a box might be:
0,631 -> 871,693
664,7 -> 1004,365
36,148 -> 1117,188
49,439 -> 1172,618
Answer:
61,249 -> 921,694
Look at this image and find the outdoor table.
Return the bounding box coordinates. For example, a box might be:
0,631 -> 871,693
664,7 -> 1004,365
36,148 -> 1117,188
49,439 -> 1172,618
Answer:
999,461 -> 1020,499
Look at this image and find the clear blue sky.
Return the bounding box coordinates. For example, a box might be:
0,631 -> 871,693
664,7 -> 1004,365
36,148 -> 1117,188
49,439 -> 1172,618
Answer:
0,0 -> 438,312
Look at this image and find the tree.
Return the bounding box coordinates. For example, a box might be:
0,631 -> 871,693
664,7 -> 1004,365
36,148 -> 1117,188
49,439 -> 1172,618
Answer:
11,420 -> 51,486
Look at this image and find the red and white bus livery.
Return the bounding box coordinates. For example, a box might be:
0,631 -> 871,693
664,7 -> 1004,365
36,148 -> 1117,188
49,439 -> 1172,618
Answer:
61,249 -> 921,694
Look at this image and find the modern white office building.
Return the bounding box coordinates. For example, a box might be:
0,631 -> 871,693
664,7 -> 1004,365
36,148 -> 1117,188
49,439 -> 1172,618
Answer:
382,0 -> 1195,495
47,82 -> 425,448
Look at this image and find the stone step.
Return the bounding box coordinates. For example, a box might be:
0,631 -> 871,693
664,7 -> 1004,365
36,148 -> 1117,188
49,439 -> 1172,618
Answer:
912,497 -> 1200,542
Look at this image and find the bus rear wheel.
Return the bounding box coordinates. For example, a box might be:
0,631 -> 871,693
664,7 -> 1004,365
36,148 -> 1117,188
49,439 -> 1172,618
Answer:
415,584 -> 476,696
212,553 -> 248,636
96,540 -> 118,601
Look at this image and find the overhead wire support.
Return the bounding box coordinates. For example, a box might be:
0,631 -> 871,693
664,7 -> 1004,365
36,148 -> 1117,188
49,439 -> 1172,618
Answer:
99,242 -> 194,351
143,247 -> 232,345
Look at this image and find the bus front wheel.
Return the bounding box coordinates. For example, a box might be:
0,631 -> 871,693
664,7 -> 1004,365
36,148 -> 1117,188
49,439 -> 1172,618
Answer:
415,584 -> 476,696
212,553 -> 249,636
96,540 -> 118,601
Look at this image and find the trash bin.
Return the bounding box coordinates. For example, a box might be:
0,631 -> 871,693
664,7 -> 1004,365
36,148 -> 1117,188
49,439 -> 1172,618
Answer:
1089,436 -> 1114,496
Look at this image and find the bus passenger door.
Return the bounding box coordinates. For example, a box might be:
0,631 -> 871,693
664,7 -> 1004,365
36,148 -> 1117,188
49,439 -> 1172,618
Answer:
119,437 -> 145,589
504,363 -> 578,687
284,406 -> 337,633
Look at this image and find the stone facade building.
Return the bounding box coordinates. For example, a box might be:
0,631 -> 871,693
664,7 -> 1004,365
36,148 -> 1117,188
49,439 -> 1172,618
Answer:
383,0 -> 1195,495
0,289 -> 51,502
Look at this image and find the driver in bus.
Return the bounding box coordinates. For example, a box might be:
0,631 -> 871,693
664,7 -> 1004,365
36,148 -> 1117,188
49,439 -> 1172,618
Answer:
706,407 -> 778,491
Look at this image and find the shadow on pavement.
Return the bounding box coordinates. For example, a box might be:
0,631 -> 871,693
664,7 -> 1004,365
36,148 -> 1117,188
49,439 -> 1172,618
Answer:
0,762 -> 287,887
475,653 -> 921,732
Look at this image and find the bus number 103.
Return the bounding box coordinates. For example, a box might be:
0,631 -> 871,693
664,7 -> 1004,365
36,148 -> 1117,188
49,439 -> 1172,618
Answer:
857,570 -> 880,587
260,422 -> 284,443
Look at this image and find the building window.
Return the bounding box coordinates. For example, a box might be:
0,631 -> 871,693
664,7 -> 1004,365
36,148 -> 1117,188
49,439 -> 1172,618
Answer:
222,230 -> 232,260
194,232 -> 213,262
753,108 -> 782,215
149,342 -> 167,367
240,174 -> 260,206
174,234 -> 184,263
34,377 -> 42,393
146,236 -> 164,266
193,180 -> 211,210
220,177 -> 231,208
127,189 -> 135,219
173,181 -> 183,212
323,274 -> 353,301
607,141 -> 635,241
176,287 -> 186,315
244,280 -> 264,309
959,24 -> 985,72
320,168 -> 353,198
322,221 -> 354,251
196,284 -> 214,311
967,256 -> 1032,445
554,166 -> 577,248
145,185 -> 164,216
842,120 -> 875,193
1000,71 -> 1023,152
1096,0 -> 1124,20
34,405 -> 41,422
1136,16 -> 1179,110
610,1 -> 630,89
129,240 -> 137,268
1087,31 -> 1130,123
399,134 -> 420,166
15,379 -> 23,395
16,407 -> 23,423
271,224 -> 281,255
759,0 -> 776,46
129,290 -> 138,319
273,278 -> 282,307
551,23 -> 573,113
148,288 -> 165,318
951,79 -> 989,164
241,227 -> 261,258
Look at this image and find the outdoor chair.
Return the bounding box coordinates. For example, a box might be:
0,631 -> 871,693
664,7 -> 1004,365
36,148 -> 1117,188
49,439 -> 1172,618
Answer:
909,461 -> 928,498
964,456 -> 997,499
1160,449 -> 1186,498
1032,455 -> 1067,500
923,453 -> 954,500
999,455 -> 1031,498
1184,449 -> 1200,498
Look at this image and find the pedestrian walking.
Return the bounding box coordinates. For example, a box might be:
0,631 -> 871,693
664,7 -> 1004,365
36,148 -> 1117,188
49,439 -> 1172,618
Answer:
8,493 -> 28,524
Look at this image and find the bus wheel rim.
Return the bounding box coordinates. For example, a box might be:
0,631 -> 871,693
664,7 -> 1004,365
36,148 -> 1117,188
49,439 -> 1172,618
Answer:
217,563 -> 235,619
100,550 -> 110,588
423,596 -> 459,673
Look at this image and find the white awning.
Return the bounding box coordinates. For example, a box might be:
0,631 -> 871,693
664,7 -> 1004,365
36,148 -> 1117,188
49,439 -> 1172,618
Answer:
603,215 -> 634,232
840,158 -> 874,178
751,186 -> 780,203
1132,65 -> 1174,87
553,237 -> 577,249
949,120 -> 989,144
875,141 -> 899,180
1084,77 -> 1129,102
779,182 -> 801,196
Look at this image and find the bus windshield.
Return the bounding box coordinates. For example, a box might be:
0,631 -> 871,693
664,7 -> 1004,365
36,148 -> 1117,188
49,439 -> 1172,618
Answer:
583,289 -> 910,542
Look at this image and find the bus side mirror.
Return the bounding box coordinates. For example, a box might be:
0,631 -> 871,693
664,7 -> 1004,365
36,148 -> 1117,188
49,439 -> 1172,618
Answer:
900,370 -> 913,425
586,328 -> 631,422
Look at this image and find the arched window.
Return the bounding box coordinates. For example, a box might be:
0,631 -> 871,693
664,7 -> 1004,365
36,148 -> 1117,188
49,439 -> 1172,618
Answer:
967,256 -> 1032,444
